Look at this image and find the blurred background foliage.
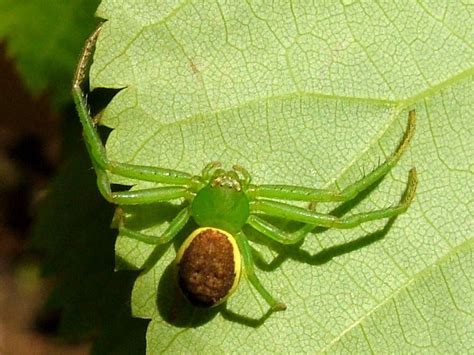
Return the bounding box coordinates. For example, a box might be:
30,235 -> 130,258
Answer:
0,1 -> 146,353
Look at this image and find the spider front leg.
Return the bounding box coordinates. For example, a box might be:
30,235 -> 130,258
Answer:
247,110 -> 416,203
250,168 -> 417,229
235,231 -> 287,311
95,169 -> 193,205
72,24 -> 195,189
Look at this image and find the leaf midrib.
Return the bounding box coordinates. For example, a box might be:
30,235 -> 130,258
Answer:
116,66 -> 472,138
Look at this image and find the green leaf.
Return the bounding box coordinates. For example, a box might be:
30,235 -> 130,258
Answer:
89,1 -> 472,353
30,119 -> 147,352
0,0 -> 100,107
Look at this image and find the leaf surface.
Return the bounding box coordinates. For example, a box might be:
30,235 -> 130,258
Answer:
91,1 -> 473,353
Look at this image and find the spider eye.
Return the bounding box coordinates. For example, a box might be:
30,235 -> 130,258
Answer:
176,227 -> 241,307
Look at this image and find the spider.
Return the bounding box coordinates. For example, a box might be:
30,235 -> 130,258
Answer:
73,26 -> 417,312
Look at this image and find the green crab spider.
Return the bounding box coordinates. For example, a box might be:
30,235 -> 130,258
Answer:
73,26 -> 417,312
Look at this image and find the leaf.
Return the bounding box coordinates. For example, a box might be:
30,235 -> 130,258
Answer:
89,1 -> 473,353
0,0 -> 100,107
30,133 -> 147,353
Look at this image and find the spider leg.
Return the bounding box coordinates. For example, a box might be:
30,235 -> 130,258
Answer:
72,24 -> 194,187
97,170 -> 193,205
247,215 -> 314,245
235,231 -> 287,311
247,110 -> 416,202
250,168 -> 417,229
118,208 -> 191,244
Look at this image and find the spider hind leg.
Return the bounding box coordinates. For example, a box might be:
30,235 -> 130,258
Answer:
117,207 -> 191,245
235,231 -> 287,311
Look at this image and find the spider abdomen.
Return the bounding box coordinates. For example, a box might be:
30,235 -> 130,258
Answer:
176,227 -> 241,307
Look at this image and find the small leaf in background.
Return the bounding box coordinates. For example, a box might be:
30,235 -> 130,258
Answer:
87,1 -> 471,353
0,0 -> 100,107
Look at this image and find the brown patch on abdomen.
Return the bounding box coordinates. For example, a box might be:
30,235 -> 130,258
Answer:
178,229 -> 235,307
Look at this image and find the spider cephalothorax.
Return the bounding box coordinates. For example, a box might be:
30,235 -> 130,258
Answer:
191,164 -> 251,234
73,25 -> 417,312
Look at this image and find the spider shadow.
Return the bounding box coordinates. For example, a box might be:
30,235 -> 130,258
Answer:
181,179 -> 400,328
122,174 -> 406,329
250,176 -> 403,271
153,176 -> 405,328
154,259 -> 221,327
114,201 -> 185,231
220,307 -> 275,327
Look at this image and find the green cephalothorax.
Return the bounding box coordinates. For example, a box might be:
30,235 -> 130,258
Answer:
73,25 -> 418,313
191,169 -> 250,234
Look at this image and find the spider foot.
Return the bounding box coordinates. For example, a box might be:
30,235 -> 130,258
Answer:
272,302 -> 287,312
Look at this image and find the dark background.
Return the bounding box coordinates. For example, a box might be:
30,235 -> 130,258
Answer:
0,2 -> 147,354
